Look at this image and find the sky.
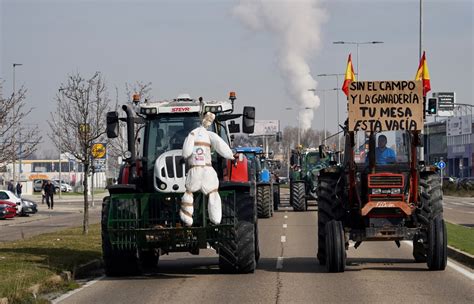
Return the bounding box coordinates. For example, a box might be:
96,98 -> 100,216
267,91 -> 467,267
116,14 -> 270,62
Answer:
1,0 -> 473,154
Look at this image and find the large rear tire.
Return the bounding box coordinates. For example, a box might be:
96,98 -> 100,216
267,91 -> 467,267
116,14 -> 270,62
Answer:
290,181 -> 306,211
102,197 -> 140,276
317,173 -> 344,266
427,216 -> 447,271
325,220 -> 346,273
414,173 -> 445,265
257,185 -> 272,218
219,191 -> 257,273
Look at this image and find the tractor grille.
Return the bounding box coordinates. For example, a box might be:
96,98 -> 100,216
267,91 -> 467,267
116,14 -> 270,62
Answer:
368,174 -> 404,187
161,155 -> 187,178
370,195 -> 403,202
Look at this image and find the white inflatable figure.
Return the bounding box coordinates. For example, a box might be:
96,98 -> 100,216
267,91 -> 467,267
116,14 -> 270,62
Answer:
180,112 -> 235,226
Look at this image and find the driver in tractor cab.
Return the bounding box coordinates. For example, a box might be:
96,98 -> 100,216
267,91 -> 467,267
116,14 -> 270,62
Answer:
375,134 -> 396,164
170,119 -> 200,149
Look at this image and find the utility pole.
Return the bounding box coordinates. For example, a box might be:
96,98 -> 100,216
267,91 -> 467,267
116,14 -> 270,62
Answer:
12,63 -> 23,183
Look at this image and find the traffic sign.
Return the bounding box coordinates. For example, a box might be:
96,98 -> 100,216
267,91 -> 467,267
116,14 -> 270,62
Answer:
437,161 -> 446,170
91,143 -> 106,159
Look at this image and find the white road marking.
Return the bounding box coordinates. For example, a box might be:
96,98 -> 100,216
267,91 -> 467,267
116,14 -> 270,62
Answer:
402,241 -> 474,281
281,235 -> 286,243
276,257 -> 284,269
444,207 -> 453,210
52,275 -> 105,304
283,224 -> 287,229
284,215 -> 288,219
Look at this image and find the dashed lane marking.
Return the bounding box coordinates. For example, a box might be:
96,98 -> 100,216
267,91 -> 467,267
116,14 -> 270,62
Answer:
284,215 -> 288,219
276,257 -> 284,269
283,224 -> 287,229
281,236 -> 286,243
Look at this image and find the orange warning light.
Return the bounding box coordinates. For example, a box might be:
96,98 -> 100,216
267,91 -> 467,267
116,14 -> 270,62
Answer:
132,93 -> 140,103
229,91 -> 236,100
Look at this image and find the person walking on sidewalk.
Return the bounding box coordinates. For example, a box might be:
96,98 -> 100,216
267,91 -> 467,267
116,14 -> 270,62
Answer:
44,180 -> 56,209
16,182 -> 23,198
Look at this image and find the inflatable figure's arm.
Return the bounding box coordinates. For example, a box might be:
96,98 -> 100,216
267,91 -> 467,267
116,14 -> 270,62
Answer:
208,131 -> 234,160
182,131 -> 195,158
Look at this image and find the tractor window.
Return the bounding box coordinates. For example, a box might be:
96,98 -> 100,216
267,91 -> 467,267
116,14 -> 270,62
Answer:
354,131 -> 409,165
144,114 -> 201,171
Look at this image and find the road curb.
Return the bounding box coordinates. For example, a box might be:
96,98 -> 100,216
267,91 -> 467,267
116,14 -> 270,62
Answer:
74,259 -> 103,278
447,245 -> 474,269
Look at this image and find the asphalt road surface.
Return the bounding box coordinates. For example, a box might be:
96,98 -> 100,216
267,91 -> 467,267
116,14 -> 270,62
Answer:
443,196 -> 474,227
56,198 -> 473,304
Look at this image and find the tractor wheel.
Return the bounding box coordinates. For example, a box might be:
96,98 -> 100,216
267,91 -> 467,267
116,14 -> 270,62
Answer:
317,173 -> 344,266
414,172 -> 444,264
102,197 -> 140,276
255,221 -> 260,263
257,185 -> 272,218
219,190 -> 256,273
139,250 -> 159,269
325,220 -> 346,273
427,216 -> 447,271
290,181 -> 307,211
412,237 -> 427,263
273,183 -> 280,211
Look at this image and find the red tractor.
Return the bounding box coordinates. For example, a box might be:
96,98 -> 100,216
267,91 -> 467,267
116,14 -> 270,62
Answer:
317,80 -> 447,272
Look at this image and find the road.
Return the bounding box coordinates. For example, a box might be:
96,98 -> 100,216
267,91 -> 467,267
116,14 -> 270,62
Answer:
56,194 -> 473,304
0,196 -> 103,242
443,196 -> 474,227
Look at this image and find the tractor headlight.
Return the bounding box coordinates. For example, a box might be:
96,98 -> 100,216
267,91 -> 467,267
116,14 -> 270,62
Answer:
124,151 -> 132,159
371,188 -> 382,194
391,188 -> 401,194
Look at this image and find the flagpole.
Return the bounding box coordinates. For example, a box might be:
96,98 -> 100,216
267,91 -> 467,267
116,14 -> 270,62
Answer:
419,0 -> 425,162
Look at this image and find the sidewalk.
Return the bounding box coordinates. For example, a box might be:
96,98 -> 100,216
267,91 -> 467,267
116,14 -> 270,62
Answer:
22,192 -> 108,204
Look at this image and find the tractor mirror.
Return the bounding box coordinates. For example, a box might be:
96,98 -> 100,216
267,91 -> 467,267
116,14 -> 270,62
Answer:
106,111 -> 119,138
242,106 -> 255,134
318,144 -> 327,159
276,131 -> 282,142
228,120 -> 240,133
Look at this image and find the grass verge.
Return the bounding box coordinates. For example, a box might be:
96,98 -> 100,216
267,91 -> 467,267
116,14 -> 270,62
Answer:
0,224 -> 101,303
446,221 -> 474,255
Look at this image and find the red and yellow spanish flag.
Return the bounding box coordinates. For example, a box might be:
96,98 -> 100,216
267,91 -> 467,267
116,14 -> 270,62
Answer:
342,54 -> 356,96
415,51 -> 431,96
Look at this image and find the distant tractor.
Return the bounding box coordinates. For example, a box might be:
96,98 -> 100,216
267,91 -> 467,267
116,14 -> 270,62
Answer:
289,147 -> 330,211
103,92 -> 260,275
235,147 -> 278,218
317,80 -> 447,272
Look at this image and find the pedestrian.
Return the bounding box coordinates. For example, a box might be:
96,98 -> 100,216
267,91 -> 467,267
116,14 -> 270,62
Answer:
16,182 -> 22,198
41,180 -> 47,204
44,180 -> 56,210
7,180 -> 14,193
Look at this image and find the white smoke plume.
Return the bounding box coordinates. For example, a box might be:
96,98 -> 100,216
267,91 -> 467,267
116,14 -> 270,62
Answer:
233,0 -> 327,130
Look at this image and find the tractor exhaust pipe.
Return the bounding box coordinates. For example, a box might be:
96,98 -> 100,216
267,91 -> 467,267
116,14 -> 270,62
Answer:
122,105 -> 136,163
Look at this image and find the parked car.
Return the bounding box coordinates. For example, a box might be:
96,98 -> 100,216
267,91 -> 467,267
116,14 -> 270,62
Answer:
0,190 -> 23,215
0,201 -> 17,219
20,198 -> 38,215
33,179 -> 48,192
53,180 -> 73,192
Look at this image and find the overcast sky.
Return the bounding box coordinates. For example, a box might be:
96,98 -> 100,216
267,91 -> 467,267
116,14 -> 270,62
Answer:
1,0 -> 472,153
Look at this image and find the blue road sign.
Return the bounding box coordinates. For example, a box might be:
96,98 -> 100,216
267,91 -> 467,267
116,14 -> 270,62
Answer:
438,161 -> 446,170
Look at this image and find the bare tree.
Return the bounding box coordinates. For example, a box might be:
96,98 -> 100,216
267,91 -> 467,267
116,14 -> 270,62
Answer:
49,72 -> 111,234
107,81 -> 153,164
0,81 -> 41,171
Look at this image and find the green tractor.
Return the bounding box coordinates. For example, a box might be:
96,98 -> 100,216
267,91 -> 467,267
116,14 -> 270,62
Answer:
103,93 -> 260,275
289,147 -> 330,211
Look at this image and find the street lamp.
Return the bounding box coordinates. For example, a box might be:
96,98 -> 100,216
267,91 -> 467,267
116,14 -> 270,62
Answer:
285,106 -> 313,147
12,63 -> 23,183
317,73 -> 345,151
333,41 -> 384,78
308,89 -> 337,145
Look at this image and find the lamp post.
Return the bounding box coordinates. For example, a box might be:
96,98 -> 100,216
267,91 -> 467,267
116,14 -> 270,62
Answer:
317,74 -> 345,151
333,41 -> 384,79
285,106 -> 313,147
12,63 -> 23,183
308,89 -> 337,145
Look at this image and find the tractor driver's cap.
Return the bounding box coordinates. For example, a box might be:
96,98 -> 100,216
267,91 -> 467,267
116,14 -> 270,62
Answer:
202,112 -> 215,129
